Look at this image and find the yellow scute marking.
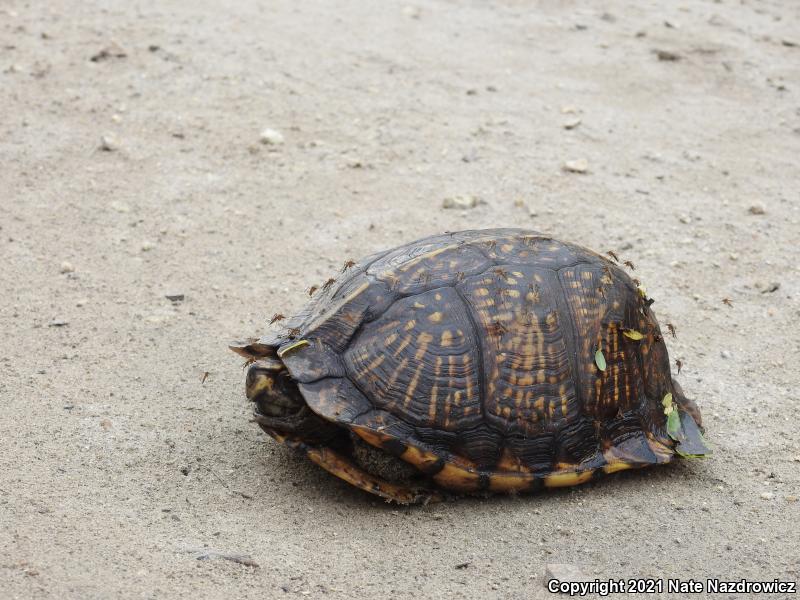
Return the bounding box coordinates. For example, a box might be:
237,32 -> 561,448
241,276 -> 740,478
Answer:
401,444 -> 440,469
428,311 -> 443,323
433,462 -> 480,491
489,473 -> 532,493
603,462 -> 634,474
544,470 -> 594,488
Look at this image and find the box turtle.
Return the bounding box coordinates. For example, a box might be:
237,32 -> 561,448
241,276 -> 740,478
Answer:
231,229 -> 709,503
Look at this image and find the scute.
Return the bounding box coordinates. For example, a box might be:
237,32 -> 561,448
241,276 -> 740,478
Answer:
343,287 -> 483,431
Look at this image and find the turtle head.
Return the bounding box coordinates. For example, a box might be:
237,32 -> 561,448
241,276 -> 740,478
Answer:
231,340 -> 339,443
246,358 -> 307,424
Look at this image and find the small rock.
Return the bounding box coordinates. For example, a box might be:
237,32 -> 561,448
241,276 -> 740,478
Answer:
110,200 -> 130,213
402,5 -> 421,19
99,134 -> 120,152
563,117 -> 582,130
442,195 -> 483,210
679,215 -> 691,224
654,49 -> 682,61
748,202 -> 766,215
99,418 -> 112,430
60,261 -> 75,273
165,292 -> 185,302
544,564 -> 590,589
720,350 -> 732,359
761,282 -> 780,294
787,496 -> 798,503
760,492 -> 774,500
563,159 -> 589,174
49,319 -> 69,327
90,42 -> 127,62
782,39 -> 798,48
141,241 -> 156,251
513,198 -> 525,208
259,128 -> 284,145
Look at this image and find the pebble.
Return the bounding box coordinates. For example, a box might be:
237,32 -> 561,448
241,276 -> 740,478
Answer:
654,49 -> 682,61
563,117 -> 581,130
563,159 -> 588,174
110,200 -> 130,213
679,215 -> 691,224
141,241 -> 156,251
402,5 -> 421,19
259,128 -> 284,145
442,195 -> 483,209
165,292 -> 185,302
99,134 -> 120,152
720,350 -> 732,359
760,492 -> 774,500
748,202 -> 766,215
60,261 -> 75,273
48,319 -> 69,327
544,564 -> 589,587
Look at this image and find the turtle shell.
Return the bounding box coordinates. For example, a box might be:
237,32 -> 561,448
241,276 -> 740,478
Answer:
255,228 -> 706,494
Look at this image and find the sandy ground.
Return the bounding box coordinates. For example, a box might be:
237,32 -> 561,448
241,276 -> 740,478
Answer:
2,0 -> 799,598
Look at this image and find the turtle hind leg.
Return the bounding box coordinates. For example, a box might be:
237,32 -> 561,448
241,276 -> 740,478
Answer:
304,444 -> 442,505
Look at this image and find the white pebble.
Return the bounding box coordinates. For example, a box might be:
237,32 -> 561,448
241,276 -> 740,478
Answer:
442,195 -> 483,210
760,492 -> 774,500
99,134 -> 120,151
141,241 -> 156,251
563,159 -> 588,174
720,350 -> 732,359
259,128 -> 284,145
60,261 -> 75,273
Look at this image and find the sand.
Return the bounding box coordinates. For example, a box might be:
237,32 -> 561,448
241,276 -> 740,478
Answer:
1,1 -> 798,598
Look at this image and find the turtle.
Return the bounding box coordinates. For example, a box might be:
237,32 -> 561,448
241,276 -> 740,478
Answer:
231,228 -> 710,504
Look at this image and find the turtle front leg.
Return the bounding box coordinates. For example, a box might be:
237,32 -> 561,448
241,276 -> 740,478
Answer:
304,445 -> 443,505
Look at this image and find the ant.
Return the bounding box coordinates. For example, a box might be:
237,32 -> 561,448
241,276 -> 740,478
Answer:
322,278 -> 336,292
722,298 -> 733,308
308,285 -> 319,296
341,259 -> 356,272
623,260 -> 635,271
487,321 -> 508,336
606,250 -> 620,263
269,313 -> 286,325
675,359 -> 683,375
666,323 -> 677,338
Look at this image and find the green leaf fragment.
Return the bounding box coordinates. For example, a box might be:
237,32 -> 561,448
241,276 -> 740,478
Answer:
594,349 -> 606,371
277,339 -> 310,358
666,409 -> 682,440
623,329 -> 644,340
675,448 -> 710,459
661,392 -> 673,412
